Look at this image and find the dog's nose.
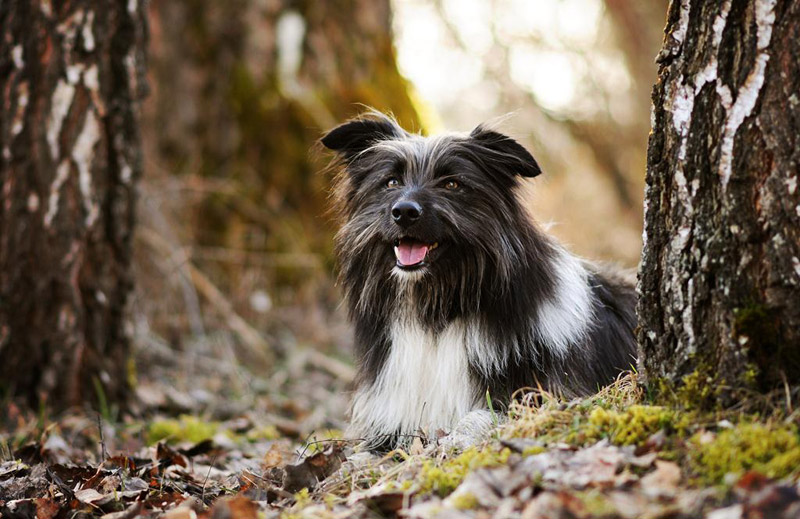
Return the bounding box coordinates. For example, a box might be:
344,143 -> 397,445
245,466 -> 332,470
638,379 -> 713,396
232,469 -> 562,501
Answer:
391,200 -> 422,228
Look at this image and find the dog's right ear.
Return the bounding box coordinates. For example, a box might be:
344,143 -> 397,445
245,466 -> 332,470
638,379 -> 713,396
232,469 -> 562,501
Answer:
468,126 -> 542,178
321,115 -> 402,160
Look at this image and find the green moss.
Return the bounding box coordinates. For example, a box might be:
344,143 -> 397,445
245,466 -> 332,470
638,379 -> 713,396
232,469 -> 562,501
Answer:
675,367 -> 724,409
418,447 -> 511,497
583,405 -> 676,446
146,415 -> 218,445
575,490 -> 616,515
450,492 -> 479,510
522,445 -> 546,456
650,358 -> 724,411
740,363 -> 760,388
246,425 -> 280,442
293,488 -> 311,507
689,423 -> 800,484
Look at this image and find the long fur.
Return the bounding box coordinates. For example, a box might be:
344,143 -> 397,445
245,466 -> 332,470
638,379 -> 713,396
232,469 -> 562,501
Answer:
322,111 -> 637,450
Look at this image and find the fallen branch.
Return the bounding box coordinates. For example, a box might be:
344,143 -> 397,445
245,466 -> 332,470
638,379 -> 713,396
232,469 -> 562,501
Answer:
139,228 -> 274,367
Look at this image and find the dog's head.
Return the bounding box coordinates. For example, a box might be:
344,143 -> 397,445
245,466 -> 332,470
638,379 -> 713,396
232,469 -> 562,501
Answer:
322,112 -> 542,316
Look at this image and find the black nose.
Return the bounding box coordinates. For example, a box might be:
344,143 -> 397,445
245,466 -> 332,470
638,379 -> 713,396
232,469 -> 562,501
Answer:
391,200 -> 422,228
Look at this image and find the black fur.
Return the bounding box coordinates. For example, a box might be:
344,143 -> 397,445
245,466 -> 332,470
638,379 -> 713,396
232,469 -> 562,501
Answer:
322,112 -> 637,444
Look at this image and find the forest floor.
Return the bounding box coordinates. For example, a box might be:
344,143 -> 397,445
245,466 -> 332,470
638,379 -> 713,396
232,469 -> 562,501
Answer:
2,333 -> 800,519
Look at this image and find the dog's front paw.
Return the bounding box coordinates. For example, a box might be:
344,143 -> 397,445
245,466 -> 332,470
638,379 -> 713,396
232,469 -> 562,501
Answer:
439,410 -> 502,451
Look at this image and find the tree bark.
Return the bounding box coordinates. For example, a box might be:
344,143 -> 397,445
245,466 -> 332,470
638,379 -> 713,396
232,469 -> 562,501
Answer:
0,1 -> 147,410
639,0 -> 800,403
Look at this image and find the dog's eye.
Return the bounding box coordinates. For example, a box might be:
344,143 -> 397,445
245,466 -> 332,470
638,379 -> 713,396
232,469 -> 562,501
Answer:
386,178 -> 400,188
444,180 -> 460,190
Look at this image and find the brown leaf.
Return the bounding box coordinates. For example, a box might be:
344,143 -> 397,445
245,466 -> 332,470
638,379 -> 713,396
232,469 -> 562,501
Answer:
99,502 -> 144,519
209,495 -> 258,519
635,429 -> 666,455
282,444 -> 346,493
521,491 -> 587,519
74,488 -> 107,506
34,497 -> 61,519
262,444 -> 284,469
409,437 -> 425,456
157,442 -> 188,469
102,455 -> 136,472
180,439 -> 216,458
734,471 -> 770,494
640,460 -> 681,497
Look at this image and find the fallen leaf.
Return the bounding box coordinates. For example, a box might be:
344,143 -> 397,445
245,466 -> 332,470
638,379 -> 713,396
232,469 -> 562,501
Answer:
521,491 -> 587,519
156,442 -> 188,469
263,444 -> 284,469
410,437 -> 425,456
163,505 -> 198,519
208,495 -> 258,519
524,440 -> 625,489
282,444 -> 346,492
640,460 -> 681,497
706,504 -> 743,519
100,501 -> 144,519
34,497 -> 61,519
75,488 -> 110,506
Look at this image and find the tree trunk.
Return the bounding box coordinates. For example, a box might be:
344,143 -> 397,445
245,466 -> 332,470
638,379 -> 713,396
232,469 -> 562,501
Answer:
144,0 -> 419,271
0,1 -> 147,410
639,0 -> 800,404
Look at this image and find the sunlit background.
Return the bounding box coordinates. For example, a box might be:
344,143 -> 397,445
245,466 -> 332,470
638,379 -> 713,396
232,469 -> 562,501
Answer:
393,0 -> 666,266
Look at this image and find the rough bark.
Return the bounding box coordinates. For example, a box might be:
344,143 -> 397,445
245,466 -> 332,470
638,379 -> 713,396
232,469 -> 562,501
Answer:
0,1 -> 147,410
145,0 -> 419,257
639,0 -> 800,402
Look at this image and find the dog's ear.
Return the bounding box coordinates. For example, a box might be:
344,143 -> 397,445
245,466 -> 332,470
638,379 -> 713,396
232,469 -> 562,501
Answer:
468,126 -> 542,178
321,115 -> 403,160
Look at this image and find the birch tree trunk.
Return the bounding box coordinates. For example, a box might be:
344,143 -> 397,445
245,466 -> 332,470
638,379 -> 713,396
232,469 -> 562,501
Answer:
0,1 -> 147,410
639,0 -> 800,404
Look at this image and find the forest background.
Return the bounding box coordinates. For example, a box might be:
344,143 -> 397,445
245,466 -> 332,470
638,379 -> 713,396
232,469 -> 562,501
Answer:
5,1 -> 800,518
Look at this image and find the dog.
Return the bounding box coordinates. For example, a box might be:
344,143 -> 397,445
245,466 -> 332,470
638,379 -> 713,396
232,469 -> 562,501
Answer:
321,111 -> 637,450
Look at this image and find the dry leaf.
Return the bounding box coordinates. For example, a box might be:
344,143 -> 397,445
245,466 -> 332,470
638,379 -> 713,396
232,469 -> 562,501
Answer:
640,460 -> 681,497
283,444 -> 346,492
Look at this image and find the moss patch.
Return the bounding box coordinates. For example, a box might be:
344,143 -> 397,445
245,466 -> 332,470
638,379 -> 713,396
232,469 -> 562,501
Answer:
146,415 -> 219,445
503,376 -> 686,448
450,492 -> 479,510
689,423 -> 800,484
245,425 -> 280,442
584,405 -> 680,446
418,447 -> 511,497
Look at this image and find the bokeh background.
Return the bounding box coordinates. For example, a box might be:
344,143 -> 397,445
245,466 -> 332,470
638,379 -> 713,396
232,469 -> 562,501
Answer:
133,0 -> 667,435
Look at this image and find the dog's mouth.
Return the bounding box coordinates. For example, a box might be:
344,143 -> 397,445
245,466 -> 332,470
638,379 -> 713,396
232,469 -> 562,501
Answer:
393,238 -> 439,269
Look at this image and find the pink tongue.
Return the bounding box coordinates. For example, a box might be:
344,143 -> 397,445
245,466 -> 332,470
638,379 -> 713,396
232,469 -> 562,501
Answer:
396,241 -> 429,266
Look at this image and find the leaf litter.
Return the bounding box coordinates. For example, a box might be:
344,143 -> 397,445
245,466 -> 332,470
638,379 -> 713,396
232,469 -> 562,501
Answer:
3,364 -> 800,519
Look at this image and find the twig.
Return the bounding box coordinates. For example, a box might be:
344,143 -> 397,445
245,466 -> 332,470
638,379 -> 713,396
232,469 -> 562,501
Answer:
97,413 -> 108,461
305,349 -> 355,383
191,246 -> 322,269
140,228 -> 274,366
201,453 -> 218,504
780,370 -> 794,414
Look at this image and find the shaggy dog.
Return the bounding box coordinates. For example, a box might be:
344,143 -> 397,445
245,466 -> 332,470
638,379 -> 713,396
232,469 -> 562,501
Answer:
321,112 -> 637,450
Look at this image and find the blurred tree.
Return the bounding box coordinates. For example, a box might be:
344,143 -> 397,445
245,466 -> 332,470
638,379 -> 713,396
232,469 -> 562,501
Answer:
144,0 -> 420,275
639,0 -> 799,403
0,2 -> 147,410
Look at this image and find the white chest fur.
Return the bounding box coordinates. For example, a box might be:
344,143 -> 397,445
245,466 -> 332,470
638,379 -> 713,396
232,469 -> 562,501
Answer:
349,317 -> 484,440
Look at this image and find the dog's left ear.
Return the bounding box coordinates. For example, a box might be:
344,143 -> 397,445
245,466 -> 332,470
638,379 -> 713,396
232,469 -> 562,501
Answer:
469,126 -> 542,178
321,115 -> 403,160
